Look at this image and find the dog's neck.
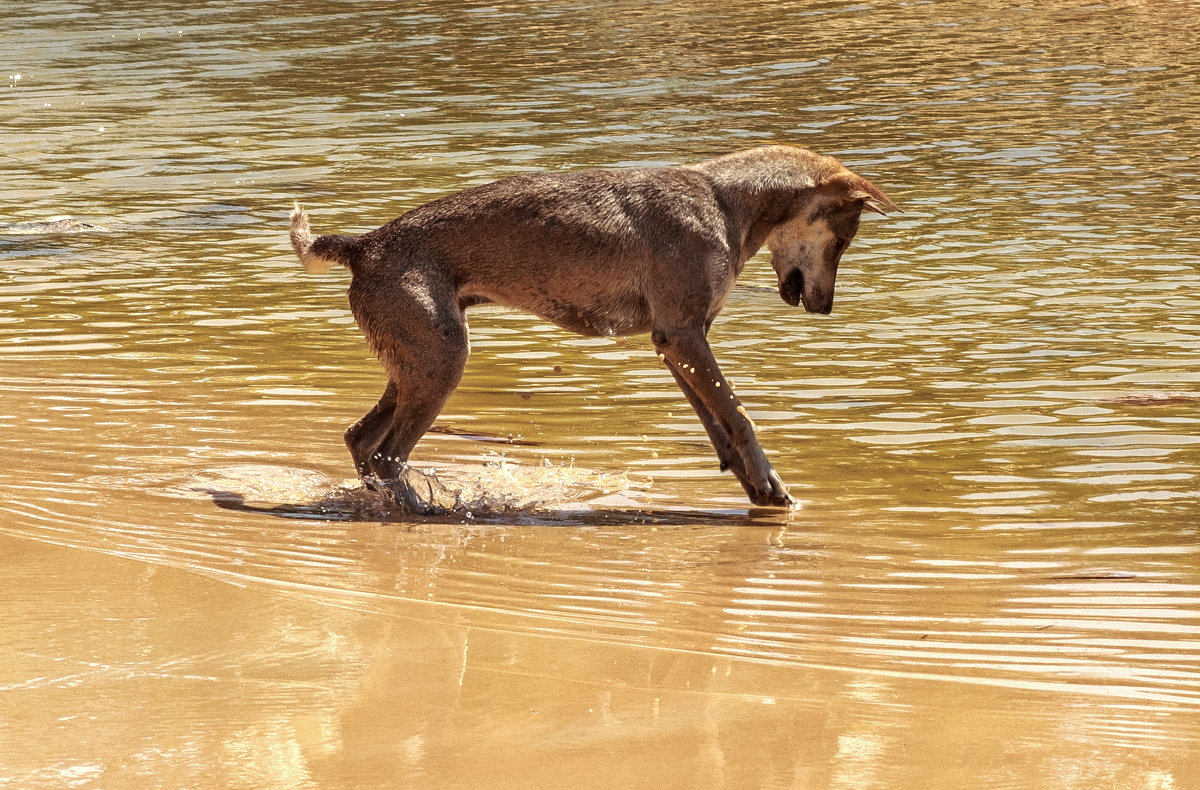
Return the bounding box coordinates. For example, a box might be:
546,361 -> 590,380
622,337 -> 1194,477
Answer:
689,147 -> 843,269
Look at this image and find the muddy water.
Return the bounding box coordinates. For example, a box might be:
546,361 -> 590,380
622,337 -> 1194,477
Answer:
2,1 -> 1199,787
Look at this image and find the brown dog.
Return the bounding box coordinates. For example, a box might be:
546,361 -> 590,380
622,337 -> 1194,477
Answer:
289,145 -> 897,511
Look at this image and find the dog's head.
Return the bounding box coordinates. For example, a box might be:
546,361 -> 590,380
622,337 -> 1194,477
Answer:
767,171 -> 898,314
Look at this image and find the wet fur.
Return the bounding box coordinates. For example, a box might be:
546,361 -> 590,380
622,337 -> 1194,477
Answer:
288,145 -> 897,510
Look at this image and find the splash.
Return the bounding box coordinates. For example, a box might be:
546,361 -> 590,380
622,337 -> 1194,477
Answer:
446,454 -> 643,514
186,456 -> 646,521
185,465 -> 336,503
348,455 -> 645,518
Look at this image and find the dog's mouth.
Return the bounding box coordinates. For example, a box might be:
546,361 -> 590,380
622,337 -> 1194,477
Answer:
779,269 -> 804,307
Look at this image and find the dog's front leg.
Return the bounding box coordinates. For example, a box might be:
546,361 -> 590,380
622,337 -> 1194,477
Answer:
662,364 -> 745,478
652,326 -> 794,507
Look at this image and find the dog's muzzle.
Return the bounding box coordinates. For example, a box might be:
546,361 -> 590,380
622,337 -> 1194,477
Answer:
779,269 -> 804,308
780,269 -> 834,314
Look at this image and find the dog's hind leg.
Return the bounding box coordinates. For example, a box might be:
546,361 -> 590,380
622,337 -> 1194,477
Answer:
345,379 -> 398,478
351,278 -> 470,512
369,359 -> 466,514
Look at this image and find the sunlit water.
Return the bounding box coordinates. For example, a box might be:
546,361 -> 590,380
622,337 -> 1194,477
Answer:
2,1 -> 1198,787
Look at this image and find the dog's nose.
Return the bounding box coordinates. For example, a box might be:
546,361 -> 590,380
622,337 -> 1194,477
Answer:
803,294 -> 834,315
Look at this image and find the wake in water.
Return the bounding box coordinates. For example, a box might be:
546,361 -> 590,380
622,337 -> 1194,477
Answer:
185,456 -> 648,523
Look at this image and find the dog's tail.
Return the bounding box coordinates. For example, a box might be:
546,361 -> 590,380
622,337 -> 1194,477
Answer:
289,201 -> 360,274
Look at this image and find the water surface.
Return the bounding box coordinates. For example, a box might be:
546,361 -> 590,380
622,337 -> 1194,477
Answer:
2,1 -> 1198,787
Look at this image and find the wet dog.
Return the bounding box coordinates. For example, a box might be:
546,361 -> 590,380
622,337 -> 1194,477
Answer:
289,145 -> 897,511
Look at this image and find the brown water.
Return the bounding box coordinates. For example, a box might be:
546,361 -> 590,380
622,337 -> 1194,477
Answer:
3,1 -> 1199,787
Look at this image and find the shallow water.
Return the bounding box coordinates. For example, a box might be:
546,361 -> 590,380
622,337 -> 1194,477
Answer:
2,1 -> 1199,787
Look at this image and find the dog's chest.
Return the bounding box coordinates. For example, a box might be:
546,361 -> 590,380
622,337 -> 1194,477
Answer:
534,287 -> 653,338
707,266 -> 738,320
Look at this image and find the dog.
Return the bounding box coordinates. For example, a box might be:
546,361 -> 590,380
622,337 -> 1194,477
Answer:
289,145 -> 898,511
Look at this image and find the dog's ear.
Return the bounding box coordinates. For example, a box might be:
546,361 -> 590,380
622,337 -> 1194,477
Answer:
851,192 -> 893,216
848,178 -> 900,216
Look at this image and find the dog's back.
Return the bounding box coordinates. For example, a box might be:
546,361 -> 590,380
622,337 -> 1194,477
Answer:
290,165 -> 736,336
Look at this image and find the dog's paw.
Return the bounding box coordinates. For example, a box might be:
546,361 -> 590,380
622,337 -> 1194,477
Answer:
745,469 -> 795,508
749,489 -> 796,508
